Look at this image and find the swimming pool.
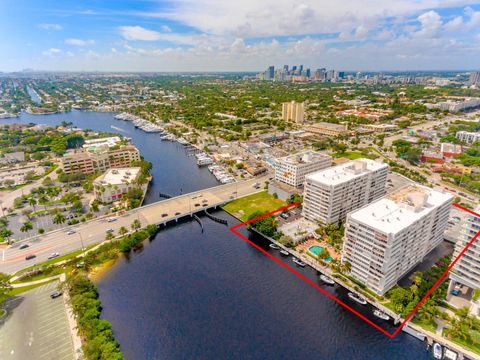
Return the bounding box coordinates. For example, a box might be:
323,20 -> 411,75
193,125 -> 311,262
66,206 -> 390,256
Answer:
308,245 -> 332,262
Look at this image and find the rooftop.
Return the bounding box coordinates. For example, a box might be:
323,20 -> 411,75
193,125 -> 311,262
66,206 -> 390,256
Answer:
94,167 -> 141,185
279,150 -> 331,165
349,184 -> 452,234
306,158 -> 387,186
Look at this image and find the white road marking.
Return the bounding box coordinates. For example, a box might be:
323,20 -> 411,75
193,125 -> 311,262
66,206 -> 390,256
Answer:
2,249 -> 4,261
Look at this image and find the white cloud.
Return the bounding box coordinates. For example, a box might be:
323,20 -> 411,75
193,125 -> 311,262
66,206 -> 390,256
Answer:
414,10 -> 442,38
444,16 -> 463,31
354,25 -> 369,40
161,25 -> 172,33
65,38 -> 96,46
39,23 -> 62,31
42,48 -> 62,56
119,26 -> 163,41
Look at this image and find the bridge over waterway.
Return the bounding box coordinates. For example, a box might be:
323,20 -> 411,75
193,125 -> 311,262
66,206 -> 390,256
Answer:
0,177 -> 266,274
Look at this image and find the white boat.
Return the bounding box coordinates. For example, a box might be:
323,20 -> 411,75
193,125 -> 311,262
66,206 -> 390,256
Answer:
197,157 -> 213,166
280,250 -> 289,256
319,275 -> 335,285
348,292 -> 367,305
292,258 -> 306,267
433,343 -> 443,359
269,243 -> 280,250
373,309 -> 390,320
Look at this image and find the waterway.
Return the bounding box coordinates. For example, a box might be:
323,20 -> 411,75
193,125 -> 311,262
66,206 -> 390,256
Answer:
1,110 -> 432,359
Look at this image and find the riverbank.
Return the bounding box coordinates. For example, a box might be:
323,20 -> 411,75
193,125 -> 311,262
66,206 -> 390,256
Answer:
224,206 -> 480,360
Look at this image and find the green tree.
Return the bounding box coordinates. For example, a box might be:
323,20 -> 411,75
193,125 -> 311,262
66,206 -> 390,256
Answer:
131,219 -> 141,232
247,211 -> 277,237
0,272 -> 11,307
118,226 -> 128,236
53,213 -> 66,225
20,221 -> 33,233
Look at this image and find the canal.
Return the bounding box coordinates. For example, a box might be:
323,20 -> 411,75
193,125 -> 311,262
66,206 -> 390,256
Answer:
1,110 -> 432,359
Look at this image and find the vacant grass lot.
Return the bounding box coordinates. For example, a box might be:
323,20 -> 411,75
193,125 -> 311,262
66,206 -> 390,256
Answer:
222,191 -> 286,221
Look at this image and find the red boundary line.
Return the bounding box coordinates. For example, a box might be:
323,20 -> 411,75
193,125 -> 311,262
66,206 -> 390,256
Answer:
229,201 -> 480,339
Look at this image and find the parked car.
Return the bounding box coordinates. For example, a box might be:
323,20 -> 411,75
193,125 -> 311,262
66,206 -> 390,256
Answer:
76,261 -> 85,269
451,284 -> 461,296
19,243 -> 29,250
161,213 -> 168,217
174,212 -> 181,216
50,291 -> 62,299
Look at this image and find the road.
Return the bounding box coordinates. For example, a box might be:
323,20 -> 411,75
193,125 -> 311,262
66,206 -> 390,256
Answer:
0,177 -> 267,274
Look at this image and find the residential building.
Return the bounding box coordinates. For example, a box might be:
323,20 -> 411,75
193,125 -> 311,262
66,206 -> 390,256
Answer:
306,122 -> 350,137
62,145 -> 141,174
441,143 -> 463,157
83,136 -> 122,149
282,101 -> 305,124
274,151 -> 332,188
450,206 -> 480,290
456,131 -> 480,144
343,185 -> 452,295
364,124 -> 397,133
93,167 -> 141,203
302,159 -> 388,224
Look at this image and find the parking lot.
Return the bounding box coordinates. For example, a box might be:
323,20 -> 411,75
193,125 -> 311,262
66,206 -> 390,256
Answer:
0,281 -> 74,360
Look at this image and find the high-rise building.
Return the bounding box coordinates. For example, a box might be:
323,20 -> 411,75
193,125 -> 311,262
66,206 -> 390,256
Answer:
342,185 -> 452,295
456,130 -> 480,144
469,71 -> 480,86
283,65 -> 289,73
450,206 -> 480,290
265,66 -> 275,80
314,68 -> 326,81
274,151 -> 332,188
302,159 -> 388,224
281,101 -> 305,123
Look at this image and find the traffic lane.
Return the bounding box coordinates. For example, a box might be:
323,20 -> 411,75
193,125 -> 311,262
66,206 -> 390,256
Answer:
1,179 -> 267,273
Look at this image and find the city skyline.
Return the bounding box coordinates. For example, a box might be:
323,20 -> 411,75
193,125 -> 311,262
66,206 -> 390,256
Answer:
1,0 -> 480,72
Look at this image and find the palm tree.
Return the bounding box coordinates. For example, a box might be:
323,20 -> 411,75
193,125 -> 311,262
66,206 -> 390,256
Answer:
28,198 -> 37,210
118,226 -> 128,236
20,221 -> 33,234
131,219 -> 141,232
342,261 -> 352,274
53,213 -> 66,225
105,232 -> 114,241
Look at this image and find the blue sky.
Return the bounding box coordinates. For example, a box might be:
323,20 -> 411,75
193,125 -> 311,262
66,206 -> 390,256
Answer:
1,0 -> 480,71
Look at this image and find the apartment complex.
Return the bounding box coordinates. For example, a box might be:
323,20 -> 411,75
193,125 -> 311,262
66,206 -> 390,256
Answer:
306,122 -> 350,137
343,185 -> 452,295
282,101 -> 305,124
302,159 -> 388,224
93,167 -> 141,203
62,145 -> 141,174
456,131 -> 480,144
450,206 -> 480,289
274,150 -> 332,188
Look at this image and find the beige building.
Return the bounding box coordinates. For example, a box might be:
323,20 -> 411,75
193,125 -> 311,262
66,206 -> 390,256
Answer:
306,122 -> 350,137
274,151 -> 332,188
282,101 -> 305,124
93,167 -> 141,203
62,145 -> 141,175
302,159 -> 388,224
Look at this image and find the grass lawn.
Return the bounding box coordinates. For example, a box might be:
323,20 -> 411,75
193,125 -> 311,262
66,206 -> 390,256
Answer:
8,279 -> 59,297
222,191 -> 286,221
332,151 -> 376,160
13,245 -> 95,278
411,317 -> 438,333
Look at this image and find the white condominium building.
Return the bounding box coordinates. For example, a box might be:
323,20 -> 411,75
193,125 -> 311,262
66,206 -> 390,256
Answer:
456,131 -> 480,144
274,151 -> 332,188
342,185 -> 452,295
302,159 -> 388,224
450,206 -> 480,289
282,101 -> 305,124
